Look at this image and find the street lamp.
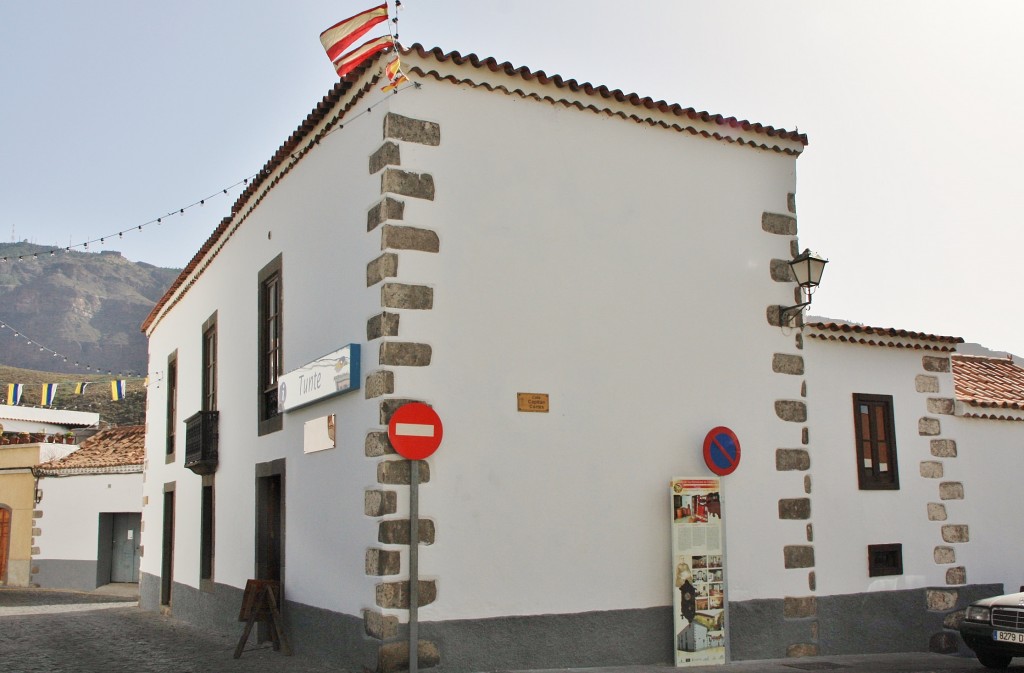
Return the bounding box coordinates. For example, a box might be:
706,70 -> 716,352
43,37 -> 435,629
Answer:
780,248 -> 828,323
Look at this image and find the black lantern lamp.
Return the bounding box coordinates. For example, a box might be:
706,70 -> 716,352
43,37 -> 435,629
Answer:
780,249 -> 828,322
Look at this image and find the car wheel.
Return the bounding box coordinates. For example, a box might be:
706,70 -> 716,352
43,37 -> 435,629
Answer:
976,650 -> 1013,669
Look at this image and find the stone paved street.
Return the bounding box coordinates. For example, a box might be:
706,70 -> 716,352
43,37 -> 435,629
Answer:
0,588 -> 344,673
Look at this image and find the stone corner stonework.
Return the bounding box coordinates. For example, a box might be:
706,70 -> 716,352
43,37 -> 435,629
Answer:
762,212 -> 797,236
775,400 -> 808,423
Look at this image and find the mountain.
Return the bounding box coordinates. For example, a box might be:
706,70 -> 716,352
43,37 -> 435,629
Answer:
0,242 -> 180,375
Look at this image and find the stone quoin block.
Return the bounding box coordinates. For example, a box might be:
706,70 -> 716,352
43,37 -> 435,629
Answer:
369,141 -> 401,174
378,460 -> 431,485
920,461 -> 944,479
384,112 -> 441,146
802,427 -> 809,445
379,342 -> 433,367
365,370 -> 395,399
941,524 -> 969,543
934,546 -> 956,564
939,482 -> 964,500
381,224 -> 440,253
367,253 -> 399,286
944,610 -> 966,630
368,197 -> 405,231
806,524 -> 813,542
772,353 -> 805,375
381,168 -> 435,201
919,417 -> 941,436
808,571 -> 816,591
927,503 -> 948,521
784,595 -> 817,618
927,398 -> 955,415
364,609 -> 399,640
946,566 -> 967,585
367,312 -> 401,341
931,439 -> 958,458
376,580 -> 438,609
762,212 -> 798,236
787,644 -> 819,658
915,375 -> 940,393
927,589 -> 958,611
776,449 -> 810,471
381,283 -> 433,310
379,398 -> 423,425
801,381 -> 807,398
788,193 -> 797,213
365,489 -> 398,516
31,546 -> 40,555
376,640 -> 441,673
32,510 -> 42,518
784,545 -> 815,569
922,356 -> 951,373
31,527 -> 41,536
778,498 -> 811,520
378,519 -> 436,545
366,432 -> 396,457
775,400 -> 807,423
770,259 -> 795,282
366,548 -> 401,576
804,475 -> 812,494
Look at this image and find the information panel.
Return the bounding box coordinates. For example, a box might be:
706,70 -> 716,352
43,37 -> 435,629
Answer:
278,344 -> 360,413
670,477 -> 725,667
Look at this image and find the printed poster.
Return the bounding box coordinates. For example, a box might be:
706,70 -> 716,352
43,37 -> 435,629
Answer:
671,477 -> 725,666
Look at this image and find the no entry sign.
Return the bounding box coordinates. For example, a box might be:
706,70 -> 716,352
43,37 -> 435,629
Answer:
388,403 -> 443,460
703,426 -> 741,476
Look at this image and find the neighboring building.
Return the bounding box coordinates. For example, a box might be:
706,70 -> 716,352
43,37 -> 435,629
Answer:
0,406 -> 98,586
136,43 -> 1024,672
32,425 -> 145,591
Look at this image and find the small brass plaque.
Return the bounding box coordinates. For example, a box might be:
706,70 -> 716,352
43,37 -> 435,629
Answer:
517,393 -> 549,413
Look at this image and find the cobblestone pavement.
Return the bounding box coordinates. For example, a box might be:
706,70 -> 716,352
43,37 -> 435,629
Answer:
0,588 -> 344,673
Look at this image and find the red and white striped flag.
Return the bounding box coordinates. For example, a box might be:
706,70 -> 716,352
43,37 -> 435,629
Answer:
320,4 -> 392,78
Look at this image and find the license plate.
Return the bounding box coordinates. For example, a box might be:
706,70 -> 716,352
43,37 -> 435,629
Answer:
994,630 -> 1024,644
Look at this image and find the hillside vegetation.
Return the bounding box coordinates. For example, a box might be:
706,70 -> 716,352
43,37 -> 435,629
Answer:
0,364 -> 146,427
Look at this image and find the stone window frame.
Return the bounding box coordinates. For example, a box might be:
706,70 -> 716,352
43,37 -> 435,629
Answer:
852,393 -> 900,490
257,255 -> 283,436
165,351 -> 178,463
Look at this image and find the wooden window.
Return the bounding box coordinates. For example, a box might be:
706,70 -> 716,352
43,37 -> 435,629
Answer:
202,313 -> 218,412
165,351 -> 178,460
853,393 -> 900,490
868,543 -> 903,577
200,476 -> 215,589
258,255 -> 283,435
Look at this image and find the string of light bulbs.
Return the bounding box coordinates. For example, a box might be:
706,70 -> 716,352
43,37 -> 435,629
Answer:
0,318 -> 140,376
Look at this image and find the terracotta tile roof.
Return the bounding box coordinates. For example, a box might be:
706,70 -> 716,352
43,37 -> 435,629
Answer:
952,354 -> 1024,412
806,321 -> 964,352
142,44 -> 806,334
35,425 -> 145,475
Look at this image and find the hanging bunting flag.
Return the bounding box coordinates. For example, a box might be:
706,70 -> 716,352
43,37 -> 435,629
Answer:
6,383 -> 23,406
111,379 -> 126,401
328,34 -> 393,79
73,382 -> 90,395
381,56 -> 408,92
319,3 -> 389,64
41,383 -> 58,406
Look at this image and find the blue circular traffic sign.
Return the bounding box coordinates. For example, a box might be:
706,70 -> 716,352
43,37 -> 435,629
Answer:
703,426 -> 741,476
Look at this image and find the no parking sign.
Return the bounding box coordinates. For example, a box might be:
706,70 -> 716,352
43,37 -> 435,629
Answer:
703,426 -> 741,476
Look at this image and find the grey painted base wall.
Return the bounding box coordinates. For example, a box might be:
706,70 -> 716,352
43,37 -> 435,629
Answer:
140,573 -> 997,672
33,559 -> 100,592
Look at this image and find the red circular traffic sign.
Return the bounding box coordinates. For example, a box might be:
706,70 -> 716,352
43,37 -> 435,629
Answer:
388,403 -> 443,460
703,426 -> 741,476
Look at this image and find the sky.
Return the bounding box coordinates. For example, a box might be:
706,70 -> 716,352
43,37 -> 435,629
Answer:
2,1 -> 1023,355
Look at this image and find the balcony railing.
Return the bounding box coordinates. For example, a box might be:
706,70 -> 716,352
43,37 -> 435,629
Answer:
184,410 -> 219,475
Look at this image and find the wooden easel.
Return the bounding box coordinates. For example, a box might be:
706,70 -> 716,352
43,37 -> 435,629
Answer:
234,579 -> 292,658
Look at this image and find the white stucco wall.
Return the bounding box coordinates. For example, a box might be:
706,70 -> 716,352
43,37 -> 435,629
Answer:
36,472 -> 141,560
142,53 -> 810,625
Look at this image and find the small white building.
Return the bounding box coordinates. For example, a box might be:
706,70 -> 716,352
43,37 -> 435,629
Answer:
32,425 -> 144,591
136,43 -> 1024,672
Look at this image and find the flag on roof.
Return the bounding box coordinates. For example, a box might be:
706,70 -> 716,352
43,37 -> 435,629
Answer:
73,382 -> 90,395
320,3 -> 388,62
41,383 -> 57,406
6,383 -> 23,406
320,4 -> 393,79
111,380 -> 126,401
381,55 -> 408,92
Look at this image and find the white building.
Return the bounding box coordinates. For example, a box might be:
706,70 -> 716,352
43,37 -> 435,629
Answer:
32,425 -> 144,591
137,44 -> 1023,671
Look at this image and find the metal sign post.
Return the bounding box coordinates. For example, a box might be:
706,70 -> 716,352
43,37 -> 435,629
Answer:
409,459 -> 420,673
